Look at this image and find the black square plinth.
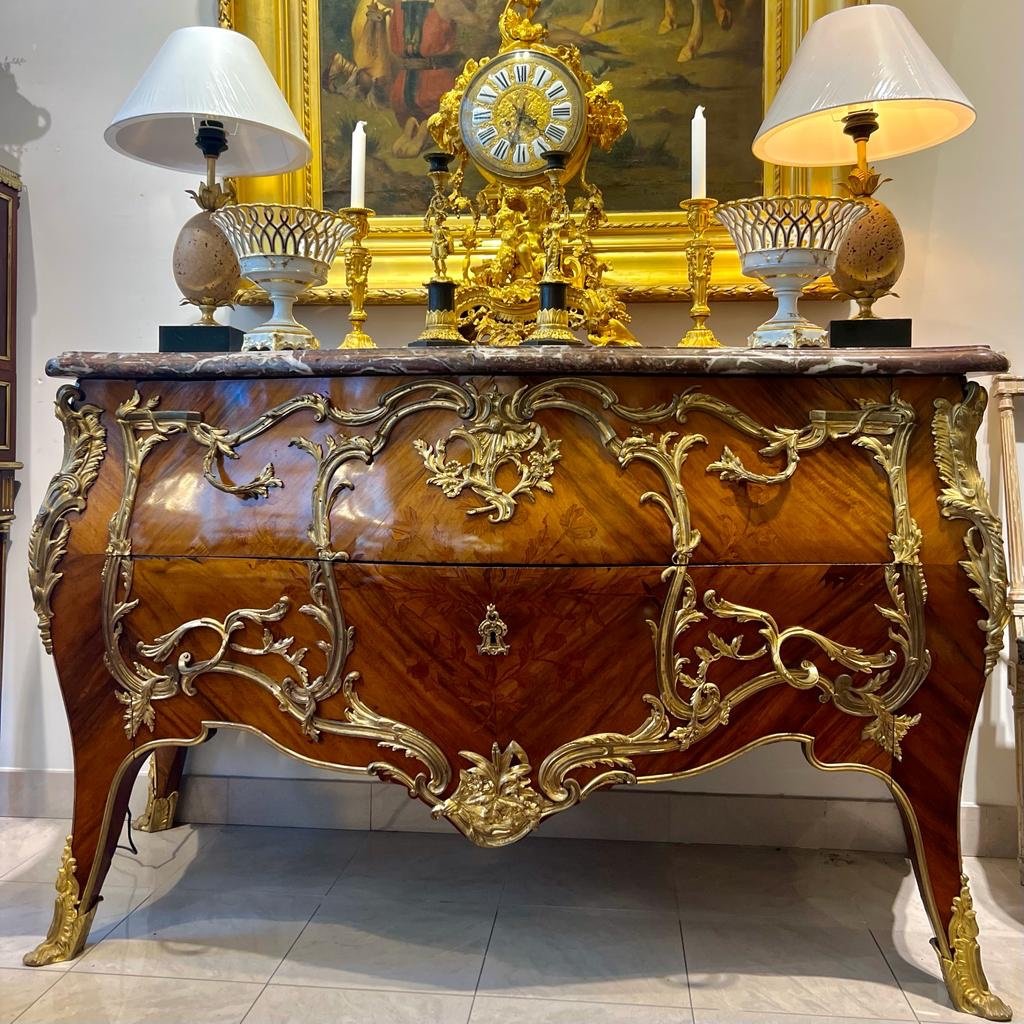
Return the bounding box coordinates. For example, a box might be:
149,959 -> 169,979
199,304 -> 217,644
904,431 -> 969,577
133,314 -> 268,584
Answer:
829,318 -> 912,349
159,325 -> 244,353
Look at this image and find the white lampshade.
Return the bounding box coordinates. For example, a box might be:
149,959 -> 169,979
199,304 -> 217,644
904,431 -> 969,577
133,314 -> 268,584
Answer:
105,26 -> 311,177
753,4 -> 974,167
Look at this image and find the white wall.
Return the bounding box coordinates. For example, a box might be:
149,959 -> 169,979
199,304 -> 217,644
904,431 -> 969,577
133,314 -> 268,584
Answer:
1,0 -> 1020,811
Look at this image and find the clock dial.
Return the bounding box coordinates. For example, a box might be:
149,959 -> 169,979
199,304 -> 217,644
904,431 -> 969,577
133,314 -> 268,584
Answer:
459,49 -> 586,180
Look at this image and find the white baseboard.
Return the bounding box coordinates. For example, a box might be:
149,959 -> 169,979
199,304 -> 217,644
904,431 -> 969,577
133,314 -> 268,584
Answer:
0,767 -> 1016,857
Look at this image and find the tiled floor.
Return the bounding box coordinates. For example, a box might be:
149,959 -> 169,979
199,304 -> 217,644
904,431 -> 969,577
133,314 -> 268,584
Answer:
0,817 -> 1021,1024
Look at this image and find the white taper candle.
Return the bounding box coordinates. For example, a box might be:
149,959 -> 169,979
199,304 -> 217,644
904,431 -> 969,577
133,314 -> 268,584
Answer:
350,120 -> 367,208
691,105 -> 706,199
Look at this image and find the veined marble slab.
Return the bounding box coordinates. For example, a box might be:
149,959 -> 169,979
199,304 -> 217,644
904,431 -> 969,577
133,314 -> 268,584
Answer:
47,344 -> 1008,381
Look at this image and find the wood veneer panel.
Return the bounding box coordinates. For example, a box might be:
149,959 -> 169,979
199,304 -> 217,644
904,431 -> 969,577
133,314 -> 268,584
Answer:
76,374 -> 965,569
102,556 -> 915,787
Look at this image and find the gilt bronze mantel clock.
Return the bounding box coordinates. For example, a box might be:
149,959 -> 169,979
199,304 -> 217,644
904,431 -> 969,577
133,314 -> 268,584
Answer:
426,0 -> 636,347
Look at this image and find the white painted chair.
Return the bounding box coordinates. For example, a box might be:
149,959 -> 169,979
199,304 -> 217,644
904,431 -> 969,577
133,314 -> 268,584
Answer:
995,375 -> 1024,883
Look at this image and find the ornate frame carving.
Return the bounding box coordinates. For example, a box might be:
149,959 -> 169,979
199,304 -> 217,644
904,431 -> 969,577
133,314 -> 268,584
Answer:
218,0 -> 865,304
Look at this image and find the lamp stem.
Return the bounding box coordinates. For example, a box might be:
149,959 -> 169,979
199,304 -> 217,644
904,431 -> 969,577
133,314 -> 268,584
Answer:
206,154 -> 218,192
855,136 -> 870,178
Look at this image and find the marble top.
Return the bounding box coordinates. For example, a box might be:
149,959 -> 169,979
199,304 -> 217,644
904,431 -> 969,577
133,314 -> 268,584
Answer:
47,345 -> 1008,381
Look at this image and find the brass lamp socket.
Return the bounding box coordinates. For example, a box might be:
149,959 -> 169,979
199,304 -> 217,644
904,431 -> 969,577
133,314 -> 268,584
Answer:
842,109 -> 880,144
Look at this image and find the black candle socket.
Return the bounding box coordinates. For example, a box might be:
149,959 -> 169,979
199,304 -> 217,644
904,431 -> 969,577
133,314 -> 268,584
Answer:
542,150 -> 570,173
424,152 -> 454,174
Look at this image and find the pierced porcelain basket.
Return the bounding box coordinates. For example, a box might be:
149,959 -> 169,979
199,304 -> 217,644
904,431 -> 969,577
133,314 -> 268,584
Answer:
212,204 -> 354,351
716,196 -> 867,349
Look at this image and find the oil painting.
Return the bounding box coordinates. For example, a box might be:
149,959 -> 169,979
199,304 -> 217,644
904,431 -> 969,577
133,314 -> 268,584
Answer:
318,0 -> 764,214
225,0 -> 856,300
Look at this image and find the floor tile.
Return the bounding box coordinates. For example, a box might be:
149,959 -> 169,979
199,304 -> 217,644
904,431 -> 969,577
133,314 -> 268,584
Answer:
0,881 -> 147,972
502,837 -> 678,911
683,912 -> 914,1019
14,972 -> 262,1023
8,821 -> 223,891
72,886 -> 320,983
328,831 -> 510,906
471,996 -> 693,1022
171,824 -> 366,894
271,894 -> 495,993
0,818 -> 69,879
246,985 -> 472,1023
692,1013 -> 915,1024
988,856 -> 1022,888
478,905 -> 689,1007
674,845 -> 949,934
875,928 -> 1024,1022
674,844 -> 859,927
0,967 -> 61,1024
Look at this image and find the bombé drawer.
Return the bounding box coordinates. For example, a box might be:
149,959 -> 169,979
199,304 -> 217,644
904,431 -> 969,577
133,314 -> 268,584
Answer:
112,556 -> 911,771
101,374 -> 955,568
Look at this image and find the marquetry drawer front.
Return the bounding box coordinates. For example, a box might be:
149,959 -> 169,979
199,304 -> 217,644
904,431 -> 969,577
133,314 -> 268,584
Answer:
109,556 -> 909,781
81,373 -> 963,568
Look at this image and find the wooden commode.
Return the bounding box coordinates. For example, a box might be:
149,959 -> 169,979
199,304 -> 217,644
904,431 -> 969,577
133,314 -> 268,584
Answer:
24,345 -> 1014,1020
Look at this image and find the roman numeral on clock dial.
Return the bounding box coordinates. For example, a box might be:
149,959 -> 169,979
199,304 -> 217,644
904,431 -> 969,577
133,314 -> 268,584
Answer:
532,136 -> 551,157
472,107 -> 492,125
551,102 -> 572,120
477,124 -> 498,145
545,81 -> 567,100
515,63 -> 530,83
513,142 -> 529,164
533,66 -> 551,87
544,121 -> 567,142
477,85 -> 498,103
492,138 -> 511,161
492,68 -> 512,90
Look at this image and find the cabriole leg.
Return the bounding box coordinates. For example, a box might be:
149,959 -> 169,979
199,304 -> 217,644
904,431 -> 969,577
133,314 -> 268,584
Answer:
892,767 -> 1011,1020
24,729 -> 144,967
133,746 -> 188,832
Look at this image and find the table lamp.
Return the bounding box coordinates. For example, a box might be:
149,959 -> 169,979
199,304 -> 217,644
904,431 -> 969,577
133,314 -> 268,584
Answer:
751,4 -> 974,347
105,25 -> 311,351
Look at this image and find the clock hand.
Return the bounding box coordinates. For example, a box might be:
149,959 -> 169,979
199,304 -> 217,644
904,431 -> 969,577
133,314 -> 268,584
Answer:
510,102 -> 527,146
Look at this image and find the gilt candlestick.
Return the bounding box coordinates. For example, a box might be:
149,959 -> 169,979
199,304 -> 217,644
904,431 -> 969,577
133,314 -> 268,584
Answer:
339,206 -> 375,349
524,151 -> 580,346
414,152 -> 467,346
678,197 -> 720,348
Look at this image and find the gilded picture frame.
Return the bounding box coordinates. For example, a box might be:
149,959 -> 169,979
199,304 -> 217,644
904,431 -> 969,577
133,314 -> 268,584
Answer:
219,0 -> 864,304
